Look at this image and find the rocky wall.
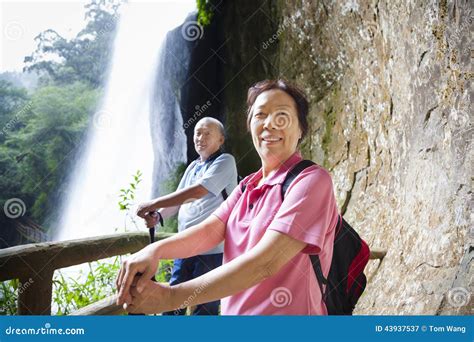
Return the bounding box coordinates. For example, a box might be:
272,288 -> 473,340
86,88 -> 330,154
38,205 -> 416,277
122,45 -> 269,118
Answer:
276,0 -> 472,314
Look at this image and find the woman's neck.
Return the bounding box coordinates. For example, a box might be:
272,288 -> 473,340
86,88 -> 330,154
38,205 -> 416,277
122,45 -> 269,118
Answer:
261,161 -> 280,179
259,151 -> 297,182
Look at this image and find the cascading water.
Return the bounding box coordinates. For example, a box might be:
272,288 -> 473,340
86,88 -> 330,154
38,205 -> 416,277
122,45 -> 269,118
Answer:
55,1 -> 195,241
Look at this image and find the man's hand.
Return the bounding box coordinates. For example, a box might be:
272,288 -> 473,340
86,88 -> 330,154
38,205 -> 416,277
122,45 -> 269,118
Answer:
144,212 -> 158,228
136,201 -> 156,218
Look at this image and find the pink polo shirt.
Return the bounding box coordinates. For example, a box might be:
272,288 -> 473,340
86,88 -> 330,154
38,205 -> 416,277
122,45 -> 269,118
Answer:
213,152 -> 339,315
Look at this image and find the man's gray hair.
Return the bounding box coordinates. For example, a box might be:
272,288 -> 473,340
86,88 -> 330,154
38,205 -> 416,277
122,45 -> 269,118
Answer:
196,117 -> 225,138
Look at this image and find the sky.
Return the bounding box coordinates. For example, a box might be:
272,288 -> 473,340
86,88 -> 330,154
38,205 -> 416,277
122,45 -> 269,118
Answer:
0,0 -> 197,73
0,0 -> 88,72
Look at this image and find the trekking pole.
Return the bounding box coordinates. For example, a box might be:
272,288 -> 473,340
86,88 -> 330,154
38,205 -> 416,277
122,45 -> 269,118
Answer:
128,210 -> 163,315
148,210 -> 164,282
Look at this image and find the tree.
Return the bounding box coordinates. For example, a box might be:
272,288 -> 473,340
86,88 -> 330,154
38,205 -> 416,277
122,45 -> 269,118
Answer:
0,82 -> 100,231
24,0 -> 122,86
0,80 -> 29,143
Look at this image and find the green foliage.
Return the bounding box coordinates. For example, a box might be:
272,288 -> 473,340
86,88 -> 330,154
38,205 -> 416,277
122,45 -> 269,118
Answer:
24,0 -> 122,86
155,259 -> 173,283
118,170 -> 142,211
196,0 -> 214,26
0,279 -> 18,315
51,257 -> 121,315
0,256 -> 173,315
1,0 -> 116,235
0,82 -> 100,229
117,170 -> 143,232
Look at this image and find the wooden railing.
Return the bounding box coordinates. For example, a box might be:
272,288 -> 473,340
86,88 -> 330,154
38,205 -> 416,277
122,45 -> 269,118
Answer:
0,232 -> 173,315
0,233 -> 386,315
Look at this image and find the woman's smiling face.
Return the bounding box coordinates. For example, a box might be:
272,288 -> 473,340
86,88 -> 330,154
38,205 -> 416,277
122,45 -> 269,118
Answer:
250,89 -> 302,164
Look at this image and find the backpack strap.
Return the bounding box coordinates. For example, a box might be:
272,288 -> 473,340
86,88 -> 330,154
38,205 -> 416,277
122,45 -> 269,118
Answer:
280,159 -> 333,301
204,151 -> 229,200
241,159 -> 316,196
281,160 -> 316,200
310,254 -> 328,301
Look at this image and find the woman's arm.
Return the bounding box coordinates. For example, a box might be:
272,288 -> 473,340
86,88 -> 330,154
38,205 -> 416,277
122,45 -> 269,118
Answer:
155,214 -> 225,259
116,214 -> 225,304
123,229 -> 307,313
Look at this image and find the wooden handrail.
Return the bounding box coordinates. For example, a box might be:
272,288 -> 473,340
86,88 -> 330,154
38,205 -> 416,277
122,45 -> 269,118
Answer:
70,294 -> 124,316
0,232 -> 173,282
370,248 -> 387,260
0,231 -> 173,315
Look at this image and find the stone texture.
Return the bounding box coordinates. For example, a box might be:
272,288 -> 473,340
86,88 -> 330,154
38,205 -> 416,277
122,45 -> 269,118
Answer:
222,0 -> 472,314
277,0 -> 472,315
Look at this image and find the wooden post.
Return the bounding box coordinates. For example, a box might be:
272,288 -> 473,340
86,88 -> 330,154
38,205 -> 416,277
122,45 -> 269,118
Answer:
18,269 -> 54,315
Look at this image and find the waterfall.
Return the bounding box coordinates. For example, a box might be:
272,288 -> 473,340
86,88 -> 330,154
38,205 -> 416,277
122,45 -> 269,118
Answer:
55,1 -> 195,241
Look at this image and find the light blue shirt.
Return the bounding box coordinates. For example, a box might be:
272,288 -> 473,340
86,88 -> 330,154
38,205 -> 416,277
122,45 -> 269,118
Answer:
176,153 -> 237,255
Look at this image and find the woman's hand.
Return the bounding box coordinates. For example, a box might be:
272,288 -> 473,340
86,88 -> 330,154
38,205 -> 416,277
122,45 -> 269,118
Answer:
116,245 -> 160,306
136,200 -> 156,218
125,277 -> 174,314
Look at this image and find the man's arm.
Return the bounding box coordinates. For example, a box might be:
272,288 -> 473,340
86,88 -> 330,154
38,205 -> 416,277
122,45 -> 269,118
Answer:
137,184 -> 208,218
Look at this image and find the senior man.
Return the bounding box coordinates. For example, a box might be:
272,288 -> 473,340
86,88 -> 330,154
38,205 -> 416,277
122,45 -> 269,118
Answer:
136,117 -> 237,315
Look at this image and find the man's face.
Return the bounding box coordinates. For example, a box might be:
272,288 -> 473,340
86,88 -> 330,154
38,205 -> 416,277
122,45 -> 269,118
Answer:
193,121 -> 224,160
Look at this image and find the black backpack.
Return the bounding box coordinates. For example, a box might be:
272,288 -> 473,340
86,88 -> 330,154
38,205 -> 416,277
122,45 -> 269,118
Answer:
281,160 -> 370,315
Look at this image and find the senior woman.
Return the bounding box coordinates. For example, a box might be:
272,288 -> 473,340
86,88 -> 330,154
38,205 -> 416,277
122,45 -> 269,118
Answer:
116,79 -> 339,315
